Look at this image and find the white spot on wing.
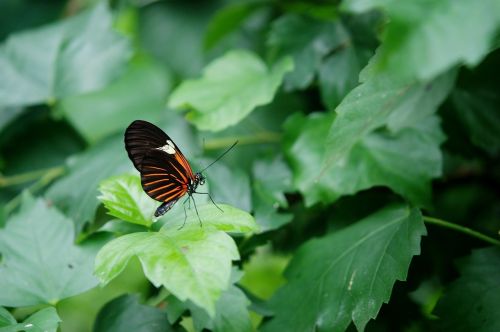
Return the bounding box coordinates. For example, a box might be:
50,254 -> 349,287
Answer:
157,140 -> 176,154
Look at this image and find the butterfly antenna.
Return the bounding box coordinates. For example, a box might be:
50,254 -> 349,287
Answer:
199,140 -> 238,173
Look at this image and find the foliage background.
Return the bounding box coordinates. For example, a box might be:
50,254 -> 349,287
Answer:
1,0 -> 500,331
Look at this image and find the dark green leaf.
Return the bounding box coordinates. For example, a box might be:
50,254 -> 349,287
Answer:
94,294 -> 172,332
434,247 -> 500,332
268,14 -> 346,90
262,205 -> 426,332
95,204 -> 257,316
0,307 -> 60,332
204,2 -> 263,50
56,58 -> 170,144
190,285 -> 252,332
0,3 -> 131,108
0,193 -> 104,307
344,0 -> 500,81
451,88 -> 500,156
169,50 -> 293,131
0,307 -> 16,327
45,137 -> 130,232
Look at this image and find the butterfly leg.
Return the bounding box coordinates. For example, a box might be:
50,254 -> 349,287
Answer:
179,197 -> 190,230
194,192 -> 223,212
191,195 -> 202,227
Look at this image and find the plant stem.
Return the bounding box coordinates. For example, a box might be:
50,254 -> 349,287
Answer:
423,216 -> 500,246
0,166 -> 63,187
204,131 -> 281,150
4,166 -> 66,214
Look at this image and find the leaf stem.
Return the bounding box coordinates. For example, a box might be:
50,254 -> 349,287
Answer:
0,166 -> 64,187
4,166 -> 66,215
204,131 -> 281,150
423,216 -> 500,246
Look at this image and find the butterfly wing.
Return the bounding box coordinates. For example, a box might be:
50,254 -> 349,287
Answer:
124,120 -> 195,205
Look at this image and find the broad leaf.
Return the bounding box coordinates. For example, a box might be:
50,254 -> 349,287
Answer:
0,307 -> 16,327
56,58 -> 170,144
45,136 -> 129,232
324,67 -> 454,170
204,2 -> 263,50
95,204 -> 257,316
252,155 -> 293,232
433,247 -> 500,331
0,2 -> 131,108
0,193 -> 105,307
98,174 -> 157,227
190,284 -> 252,332
268,14 -> 346,90
0,307 -> 60,332
169,50 -> 293,131
344,0 -> 500,81
451,88 -> 500,156
286,110 -> 445,206
262,205 -> 426,332
94,294 -> 172,332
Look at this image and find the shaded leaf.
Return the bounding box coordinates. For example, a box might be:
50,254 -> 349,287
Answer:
0,307 -> 16,327
95,204 -> 257,316
262,205 -> 426,332
0,193 -> 104,307
204,2 -> 263,50
434,247 -> 500,332
286,110 -> 445,206
345,0 -> 500,81
451,88 -> 500,156
98,174 -> 157,227
45,136 -> 130,232
0,307 -> 60,332
56,58 -> 170,144
94,294 -> 172,332
268,14 -> 346,90
0,2 -> 131,108
169,50 -> 293,131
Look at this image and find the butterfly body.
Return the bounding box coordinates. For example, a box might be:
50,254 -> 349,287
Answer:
124,120 -> 204,218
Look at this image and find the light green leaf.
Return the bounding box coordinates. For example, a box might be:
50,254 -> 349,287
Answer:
45,136 -> 130,232
56,58 -> 170,144
0,307 -> 60,332
0,307 -> 16,327
0,2 -> 131,108
94,294 -> 172,332
95,204 -> 257,316
169,50 -> 293,131
98,174 -> 157,227
262,205 -> 426,332
433,247 -> 500,331
286,110 -> 445,206
345,0 -> 500,81
0,193 -> 105,307
268,14 -> 346,90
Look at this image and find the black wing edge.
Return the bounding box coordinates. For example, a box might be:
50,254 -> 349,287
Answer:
124,120 -> 168,171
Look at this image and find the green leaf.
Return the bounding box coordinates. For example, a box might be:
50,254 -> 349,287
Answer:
268,14 -> 346,90
98,174 -> 157,227
56,58 -> 170,144
204,2 -> 263,50
0,307 -> 60,332
0,193 -> 104,307
95,204 -> 257,316
169,50 -> 293,131
0,307 -> 16,327
433,247 -> 500,332
94,294 -> 172,332
286,110 -> 445,206
451,88 -> 500,156
261,205 -> 426,332
345,0 -> 500,81
319,46 -> 362,110
45,137 -> 130,232
190,284 -> 252,332
252,155 -> 293,232
0,2 -> 131,108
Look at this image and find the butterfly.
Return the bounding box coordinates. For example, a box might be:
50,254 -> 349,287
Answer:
124,120 -> 236,222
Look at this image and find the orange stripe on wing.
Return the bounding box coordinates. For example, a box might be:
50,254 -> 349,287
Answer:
143,165 -> 169,172
155,187 -> 182,200
143,178 -> 172,186
147,183 -> 176,194
168,161 -> 188,183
